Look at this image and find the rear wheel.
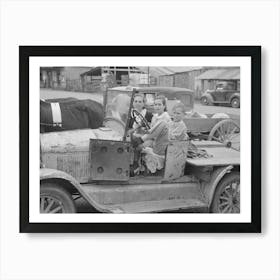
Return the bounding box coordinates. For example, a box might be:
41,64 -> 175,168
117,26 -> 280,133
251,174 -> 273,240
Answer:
231,97 -> 240,108
40,183 -> 76,213
210,172 -> 240,213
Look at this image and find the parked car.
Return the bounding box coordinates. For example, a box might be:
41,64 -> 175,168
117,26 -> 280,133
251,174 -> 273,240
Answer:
201,81 -> 240,108
40,87 -> 240,214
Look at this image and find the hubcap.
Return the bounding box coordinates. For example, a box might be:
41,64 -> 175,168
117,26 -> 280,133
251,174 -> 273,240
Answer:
40,196 -> 65,213
232,99 -> 239,107
218,181 -> 240,213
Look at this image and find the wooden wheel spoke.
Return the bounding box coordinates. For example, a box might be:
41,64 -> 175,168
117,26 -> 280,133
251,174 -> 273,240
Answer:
49,205 -> 63,213
220,196 -> 230,201
209,120 -> 240,149
222,205 -> 231,213
44,199 -> 55,213
40,198 -> 45,212
219,201 -> 229,208
211,173 -> 240,214
224,188 -> 232,198
212,136 -> 222,142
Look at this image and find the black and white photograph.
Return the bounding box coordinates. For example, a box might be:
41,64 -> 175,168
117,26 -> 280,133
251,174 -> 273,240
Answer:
19,45 -> 260,233
39,66 -> 241,214
4,0 -> 280,279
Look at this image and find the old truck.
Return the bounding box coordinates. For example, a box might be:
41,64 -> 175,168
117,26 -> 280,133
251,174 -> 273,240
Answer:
40,86 -> 240,214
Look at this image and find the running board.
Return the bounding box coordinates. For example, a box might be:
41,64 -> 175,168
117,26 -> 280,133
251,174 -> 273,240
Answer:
80,182 -> 208,213
111,199 -> 208,213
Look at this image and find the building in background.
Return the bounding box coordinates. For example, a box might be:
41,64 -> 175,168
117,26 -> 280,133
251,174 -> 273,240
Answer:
40,66 -> 240,98
80,66 -> 146,91
150,67 -> 240,99
195,67 -> 240,96
40,67 -> 92,91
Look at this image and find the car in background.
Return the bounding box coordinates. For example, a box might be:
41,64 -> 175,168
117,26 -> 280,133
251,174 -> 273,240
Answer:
200,81 -> 240,108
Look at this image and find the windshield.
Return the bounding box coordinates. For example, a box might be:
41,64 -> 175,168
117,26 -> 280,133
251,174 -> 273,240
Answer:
104,89 -> 133,138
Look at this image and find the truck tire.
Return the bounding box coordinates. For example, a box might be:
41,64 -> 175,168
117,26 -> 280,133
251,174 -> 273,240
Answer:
40,182 -> 77,213
201,96 -> 213,106
210,172 -> 240,213
231,97 -> 240,108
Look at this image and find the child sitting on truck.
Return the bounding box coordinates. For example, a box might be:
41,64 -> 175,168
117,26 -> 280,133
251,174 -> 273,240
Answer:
168,102 -> 188,141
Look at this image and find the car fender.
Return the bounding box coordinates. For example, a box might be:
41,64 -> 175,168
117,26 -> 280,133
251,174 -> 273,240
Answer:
40,168 -> 109,212
201,165 -> 234,206
201,93 -> 214,103
229,93 -> 240,102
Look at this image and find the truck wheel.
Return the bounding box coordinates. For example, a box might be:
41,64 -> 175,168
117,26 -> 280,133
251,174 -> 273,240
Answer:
40,183 -> 76,213
201,96 -> 209,105
231,98 -> 240,108
201,96 -> 213,106
210,172 -> 240,213
208,119 -> 240,151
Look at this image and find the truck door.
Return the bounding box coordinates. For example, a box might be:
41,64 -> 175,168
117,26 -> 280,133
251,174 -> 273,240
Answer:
89,139 -> 131,181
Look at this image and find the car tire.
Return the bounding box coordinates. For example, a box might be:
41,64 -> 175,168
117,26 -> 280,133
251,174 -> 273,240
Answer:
231,97 -> 240,108
201,96 -> 211,106
210,172 -> 240,213
40,182 -> 77,213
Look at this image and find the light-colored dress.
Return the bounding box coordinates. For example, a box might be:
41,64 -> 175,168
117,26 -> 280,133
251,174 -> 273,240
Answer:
168,120 -> 188,141
144,111 -> 171,155
142,112 -> 171,173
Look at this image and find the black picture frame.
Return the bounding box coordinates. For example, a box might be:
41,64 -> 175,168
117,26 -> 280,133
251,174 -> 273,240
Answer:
20,46 -> 261,233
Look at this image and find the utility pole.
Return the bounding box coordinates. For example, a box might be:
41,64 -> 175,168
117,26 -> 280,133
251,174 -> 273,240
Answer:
147,66 -> 150,87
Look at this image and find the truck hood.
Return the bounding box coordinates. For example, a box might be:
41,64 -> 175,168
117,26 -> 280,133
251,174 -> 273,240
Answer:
40,127 -> 123,153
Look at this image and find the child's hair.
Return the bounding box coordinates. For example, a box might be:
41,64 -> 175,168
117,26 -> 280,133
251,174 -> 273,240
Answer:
172,102 -> 186,113
134,93 -> 145,101
155,95 -> 167,111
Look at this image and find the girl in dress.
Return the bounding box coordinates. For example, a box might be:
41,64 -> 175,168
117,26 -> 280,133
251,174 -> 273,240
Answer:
132,95 -> 171,174
128,93 -> 153,133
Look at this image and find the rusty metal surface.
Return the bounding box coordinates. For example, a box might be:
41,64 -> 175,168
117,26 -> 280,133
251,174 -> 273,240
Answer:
42,151 -> 90,183
200,165 -> 234,204
40,168 -> 112,213
111,199 -> 208,213
164,141 -> 189,181
80,181 -> 202,207
40,128 -> 122,153
89,139 -> 130,181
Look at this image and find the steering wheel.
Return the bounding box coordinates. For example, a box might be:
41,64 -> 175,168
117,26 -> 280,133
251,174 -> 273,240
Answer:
131,109 -> 150,130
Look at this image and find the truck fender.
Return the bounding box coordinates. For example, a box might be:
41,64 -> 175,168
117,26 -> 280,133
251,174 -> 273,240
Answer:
229,93 -> 240,102
201,165 -> 233,206
40,168 -> 109,213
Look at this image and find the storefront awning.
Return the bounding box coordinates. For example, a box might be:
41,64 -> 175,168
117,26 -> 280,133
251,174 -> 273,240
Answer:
196,68 -> 240,80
